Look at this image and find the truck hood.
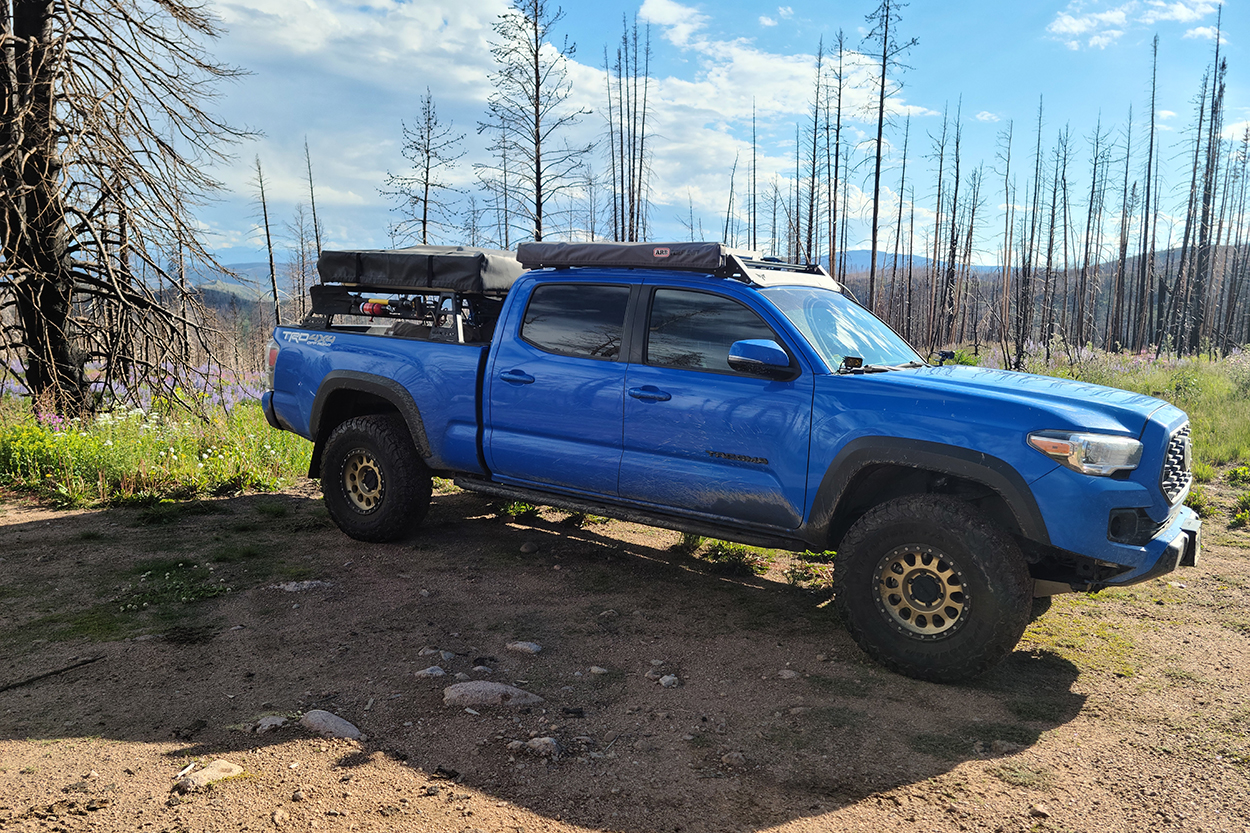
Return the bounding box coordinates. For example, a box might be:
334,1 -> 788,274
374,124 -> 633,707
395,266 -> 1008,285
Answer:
877,364 -> 1167,437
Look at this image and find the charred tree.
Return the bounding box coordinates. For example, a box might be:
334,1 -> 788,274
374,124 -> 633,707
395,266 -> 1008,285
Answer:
0,0 -> 250,414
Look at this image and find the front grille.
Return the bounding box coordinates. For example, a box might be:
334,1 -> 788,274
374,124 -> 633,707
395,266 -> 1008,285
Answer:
1159,424 -> 1192,504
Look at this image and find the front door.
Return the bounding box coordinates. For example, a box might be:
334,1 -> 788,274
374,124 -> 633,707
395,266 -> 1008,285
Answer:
619,287 -> 814,528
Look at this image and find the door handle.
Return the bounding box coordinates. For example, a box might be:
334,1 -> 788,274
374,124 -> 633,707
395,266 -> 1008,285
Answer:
628,386 -> 671,402
499,369 -> 535,384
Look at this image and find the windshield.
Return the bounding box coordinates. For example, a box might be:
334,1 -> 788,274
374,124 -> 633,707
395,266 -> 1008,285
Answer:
761,286 -> 923,370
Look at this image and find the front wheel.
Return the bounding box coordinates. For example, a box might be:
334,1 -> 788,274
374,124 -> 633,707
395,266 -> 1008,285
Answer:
322,414 -> 431,542
833,495 -> 1032,683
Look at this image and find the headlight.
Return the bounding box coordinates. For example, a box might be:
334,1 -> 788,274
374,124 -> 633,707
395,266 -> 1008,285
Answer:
1028,430 -> 1143,476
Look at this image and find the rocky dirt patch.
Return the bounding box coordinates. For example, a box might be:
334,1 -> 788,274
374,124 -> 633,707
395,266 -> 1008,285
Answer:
1,480 -> 1248,833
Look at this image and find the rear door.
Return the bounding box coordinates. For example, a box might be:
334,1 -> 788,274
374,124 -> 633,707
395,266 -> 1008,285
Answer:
485,280 -> 634,497
618,286 -> 815,529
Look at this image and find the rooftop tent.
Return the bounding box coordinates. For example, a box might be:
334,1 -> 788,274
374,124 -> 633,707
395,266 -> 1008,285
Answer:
516,241 -> 735,271
316,245 -> 525,293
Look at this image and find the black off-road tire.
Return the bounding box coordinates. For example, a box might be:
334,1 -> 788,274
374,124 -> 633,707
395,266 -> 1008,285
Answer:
321,414 -> 432,543
833,494 -> 1032,683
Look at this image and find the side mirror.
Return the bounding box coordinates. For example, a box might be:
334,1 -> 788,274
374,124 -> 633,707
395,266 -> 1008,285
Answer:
727,339 -> 796,380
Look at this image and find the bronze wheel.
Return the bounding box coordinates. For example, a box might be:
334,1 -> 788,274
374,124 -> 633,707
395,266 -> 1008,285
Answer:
322,414 -> 431,542
873,545 -> 968,639
833,495 -> 1032,683
343,450 -> 384,512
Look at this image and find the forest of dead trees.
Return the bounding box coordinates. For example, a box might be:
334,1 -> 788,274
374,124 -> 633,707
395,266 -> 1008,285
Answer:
4,0 -> 1248,416
374,2 -> 1249,367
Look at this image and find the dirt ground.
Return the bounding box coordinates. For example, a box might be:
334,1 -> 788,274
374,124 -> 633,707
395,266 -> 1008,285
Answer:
1,477 -> 1248,833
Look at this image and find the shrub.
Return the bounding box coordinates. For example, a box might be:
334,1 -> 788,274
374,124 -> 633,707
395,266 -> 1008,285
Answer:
699,541 -> 772,576
1230,494 -> 1250,529
672,532 -> 705,555
1185,485 -> 1213,518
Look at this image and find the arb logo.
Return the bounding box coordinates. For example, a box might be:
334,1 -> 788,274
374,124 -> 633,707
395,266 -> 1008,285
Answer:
653,247 -> 671,258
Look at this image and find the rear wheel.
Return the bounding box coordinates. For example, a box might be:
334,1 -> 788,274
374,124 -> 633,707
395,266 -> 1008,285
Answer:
833,494 -> 1032,683
322,415 -> 431,542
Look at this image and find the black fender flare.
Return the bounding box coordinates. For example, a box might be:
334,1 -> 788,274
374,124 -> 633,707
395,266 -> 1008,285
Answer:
308,371 -> 432,476
805,437 -> 1050,547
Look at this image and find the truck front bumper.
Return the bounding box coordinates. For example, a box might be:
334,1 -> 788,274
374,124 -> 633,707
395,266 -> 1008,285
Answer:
1097,505 -> 1200,589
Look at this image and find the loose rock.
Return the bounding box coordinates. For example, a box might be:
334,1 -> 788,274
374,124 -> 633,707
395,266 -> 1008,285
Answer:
254,716 -> 288,734
443,681 -> 545,708
525,737 -> 561,758
299,710 -> 362,740
1029,804 -> 1051,819
519,542 -> 539,554
991,739 -> 1025,754
472,666 -> 493,674
271,808 -> 289,826
721,751 -> 746,767
659,674 -> 680,688
439,650 -> 456,661
417,647 -> 440,657
506,641 -> 543,655
454,672 -> 471,681
171,759 -> 244,794
589,666 -> 609,675
778,669 -> 800,680
415,666 -> 447,678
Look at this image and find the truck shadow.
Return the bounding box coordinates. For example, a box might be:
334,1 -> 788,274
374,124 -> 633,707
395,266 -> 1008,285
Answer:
0,490 -> 1085,832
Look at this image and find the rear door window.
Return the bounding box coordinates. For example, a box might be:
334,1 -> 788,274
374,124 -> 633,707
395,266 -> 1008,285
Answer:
520,284 -> 630,360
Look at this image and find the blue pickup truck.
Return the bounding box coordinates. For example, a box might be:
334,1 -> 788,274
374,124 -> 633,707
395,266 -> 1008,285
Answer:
262,241 -> 1199,682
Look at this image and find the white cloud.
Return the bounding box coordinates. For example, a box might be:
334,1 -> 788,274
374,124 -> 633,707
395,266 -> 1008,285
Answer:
1183,25 -> 1227,41
1088,29 -> 1124,47
976,111 -> 1001,122
778,6 -> 794,18
1141,0 -> 1219,24
1157,109 -> 1177,120
1224,120 -> 1250,140
759,15 -> 777,26
1047,4 -> 1131,37
639,0 -> 710,47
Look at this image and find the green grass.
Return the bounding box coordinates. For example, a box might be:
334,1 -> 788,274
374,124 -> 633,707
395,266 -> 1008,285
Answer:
1020,607 -> 1138,677
0,398 -> 310,507
1027,350 -> 1250,465
497,500 -> 540,522
698,541 -> 773,576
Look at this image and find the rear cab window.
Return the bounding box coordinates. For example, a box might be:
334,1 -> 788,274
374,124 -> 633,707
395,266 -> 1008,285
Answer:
520,284 -> 631,360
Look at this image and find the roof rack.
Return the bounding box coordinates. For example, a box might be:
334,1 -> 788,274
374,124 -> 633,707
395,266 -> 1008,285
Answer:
515,241 -> 844,292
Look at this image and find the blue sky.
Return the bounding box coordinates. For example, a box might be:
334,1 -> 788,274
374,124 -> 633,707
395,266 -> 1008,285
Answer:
201,0 -> 1245,265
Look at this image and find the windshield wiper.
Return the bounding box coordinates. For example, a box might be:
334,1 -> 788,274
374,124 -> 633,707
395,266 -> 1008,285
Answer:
837,357 -> 925,375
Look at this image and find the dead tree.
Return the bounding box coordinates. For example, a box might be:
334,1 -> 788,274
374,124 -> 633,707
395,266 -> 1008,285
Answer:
253,158 -> 280,326
478,0 -> 592,242
382,89 -> 465,245
0,0 -> 250,414
862,0 -> 917,311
